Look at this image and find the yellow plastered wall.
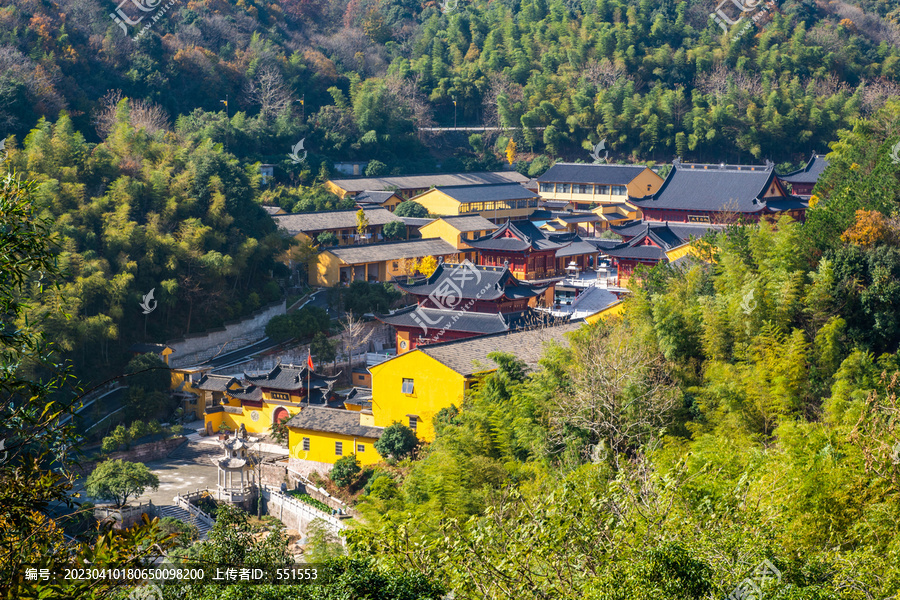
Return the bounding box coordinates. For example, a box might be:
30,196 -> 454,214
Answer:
288,427 -> 382,467
204,402 -> 299,435
311,250 -> 344,286
626,168 -> 665,197
410,189 -> 461,216
325,181 -> 350,198
418,219 -> 466,249
585,300 -> 626,324
369,350 -> 467,442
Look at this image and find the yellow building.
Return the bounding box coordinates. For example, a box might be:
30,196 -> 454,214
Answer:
417,215 -> 497,262
536,163 -> 664,210
584,300 -> 626,324
410,183 -> 539,223
201,365 -> 339,436
354,190 -> 403,212
368,323 -> 581,442
287,407 -> 383,475
310,237 -> 459,286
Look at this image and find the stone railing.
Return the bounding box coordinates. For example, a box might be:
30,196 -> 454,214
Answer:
174,493 -> 216,530
261,487 -> 349,538
93,501 -> 155,529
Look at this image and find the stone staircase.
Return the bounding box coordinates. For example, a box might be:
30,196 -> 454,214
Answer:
155,503 -> 213,539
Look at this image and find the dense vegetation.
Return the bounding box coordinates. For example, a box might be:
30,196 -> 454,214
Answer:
3,0 -> 900,173
347,101 -> 900,598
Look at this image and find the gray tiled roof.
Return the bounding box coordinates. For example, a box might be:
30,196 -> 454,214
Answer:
261,205 -> 284,215
330,171 -> 528,194
415,322 -> 582,376
610,221 -> 720,241
394,262 -> 552,301
632,163 -> 780,213
377,306 -> 558,336
286,406 -> 383,438
244,364 -> 337,391
556,239 -> 600,258
195,374 -> 240,392
467,220 -> 571,252
431,215 -> 498,232
399,217 -> 435,228
779,154 -> 829,184
274,208 -> 400,235
536,163 -> 648,185
429,183 -> 538,203
354,190 -> 399,205
328,238 -> 458,264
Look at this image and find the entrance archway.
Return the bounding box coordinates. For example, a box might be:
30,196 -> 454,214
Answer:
273,407 -> 289,425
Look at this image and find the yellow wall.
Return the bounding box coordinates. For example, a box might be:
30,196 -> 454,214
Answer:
410,189 -> 460,216
626,168 -> 665,198
311,250 -> 344,286
585,300 -> 625,324
203,401 -> 299,435
325,181 -> 350,198
288,427 -> 381,467
412,189 -> 535,222
419,219 -> 496,250
369,350 -> 467,442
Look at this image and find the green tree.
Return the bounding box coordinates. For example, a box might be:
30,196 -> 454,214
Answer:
310,331 -> 337,364
317,231 -> 339,246
382,220 -> 407,240
374,422 -> 418,460
356,208 -> 370,240
365,159 -> 388,176
394,200 -> 428,218
331,454 -> 361,488
84,460 -> 160,508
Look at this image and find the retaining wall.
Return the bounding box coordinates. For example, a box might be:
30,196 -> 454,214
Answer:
261,488 -> 349,538
75,436 -> 186,476
167,301 -> 286,367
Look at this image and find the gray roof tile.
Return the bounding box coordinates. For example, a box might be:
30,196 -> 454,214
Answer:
275,208 -> 400,235
286,406 -> 383,438
328,238 -> 458,264
536,163 -> 648,184
427,183 -> 538,203
330,171 -> 528,194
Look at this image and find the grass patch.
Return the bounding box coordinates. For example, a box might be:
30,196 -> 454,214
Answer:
288,491 -> 331,513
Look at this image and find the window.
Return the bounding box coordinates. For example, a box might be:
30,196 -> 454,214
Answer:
539,182 -> 554,193
409,416 -> 418,431
271,392 -> 289,401
596,185 -> 610,195
401,378 -> 414,394
357,444 -> 365,452
335,441 -> 343,456
559,183 -> 570,193
576,184 -> 590,194
392,261 -> 398,270
612,185 -> 627,195
302,437 -> 310,451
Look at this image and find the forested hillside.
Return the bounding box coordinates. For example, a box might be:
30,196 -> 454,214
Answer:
3,0 -> 900,169
3,110 -> 287,379
347,101 -> 900,599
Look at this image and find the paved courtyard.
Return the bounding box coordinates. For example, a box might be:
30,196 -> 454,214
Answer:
71,425 -> 289,507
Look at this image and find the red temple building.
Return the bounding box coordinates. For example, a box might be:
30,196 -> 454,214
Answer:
376,261 -> 559,354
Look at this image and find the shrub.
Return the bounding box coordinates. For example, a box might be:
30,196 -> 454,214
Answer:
393,200 -> 427,218
330,455 -> 361,488
374,422 -> 419,460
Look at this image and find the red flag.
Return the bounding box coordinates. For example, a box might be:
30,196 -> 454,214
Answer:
307,349 -> 314,370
